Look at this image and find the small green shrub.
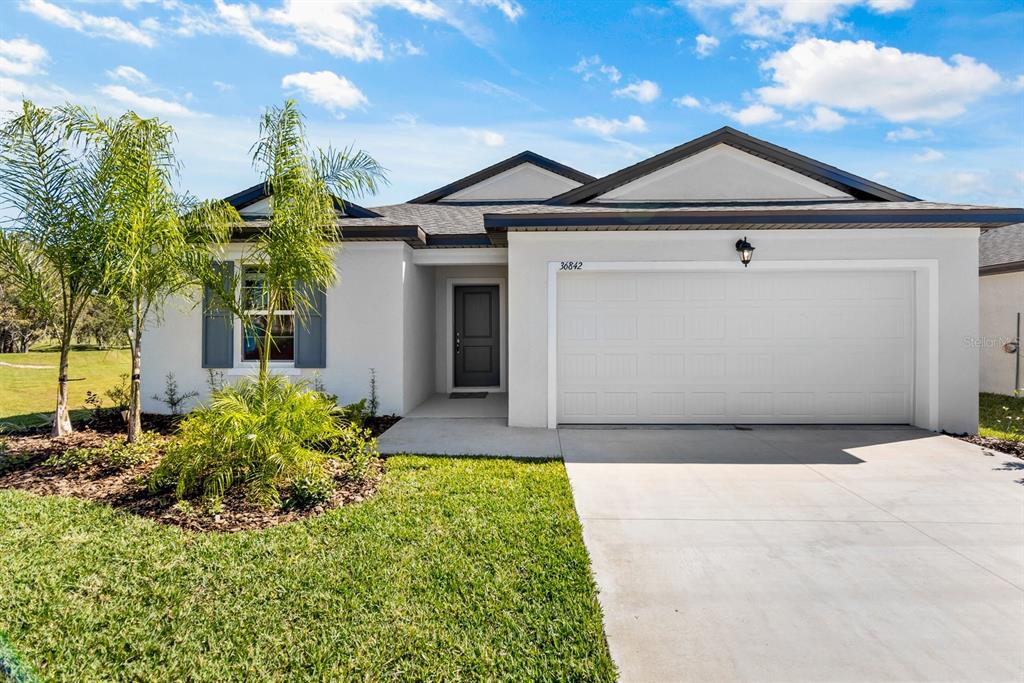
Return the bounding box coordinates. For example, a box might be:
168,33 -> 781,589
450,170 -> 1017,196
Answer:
340,398 -> 369,427
150,376 -> 345,508
287,471 -> 334,509
45,433 -> 159,472
337,423 -> 379,481
105,374 -> 131,411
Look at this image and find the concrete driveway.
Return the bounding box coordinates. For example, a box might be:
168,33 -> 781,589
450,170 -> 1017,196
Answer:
562,426 -> 1024,683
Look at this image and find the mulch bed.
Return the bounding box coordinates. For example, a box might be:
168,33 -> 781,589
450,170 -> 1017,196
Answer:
0,421 -> 385,533
956,435 -> 1024,459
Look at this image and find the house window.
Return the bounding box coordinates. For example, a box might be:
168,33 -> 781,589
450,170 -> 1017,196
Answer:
241,266 -> 294,362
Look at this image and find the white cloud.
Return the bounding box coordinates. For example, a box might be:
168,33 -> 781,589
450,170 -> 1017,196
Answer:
757,39 -> 1002,122
469,0 -> 524,21
913,147 -> 944,163
392,112 -> 418,126
0,38 -> 47,76
98,84 -> 196,117
683,0 -> 916,39
465,128 -> 505,147
19,0 -> 156,47
885,126 -> 933,142
212,80 -> 234,92
281,70 -> 367,117
674,94 -> 701,108
399,39 -> 425,56
214,0 -> 297,55
106,65 -> 148,84
571,55 -> 621,83
1013,74 -> 1024,92
573,114 -> 647,137
730,103 -> 780,126
613,80 -> 661,103
694,33 -> 719,58
0,75 -> 72,112
795,105 -> 847,131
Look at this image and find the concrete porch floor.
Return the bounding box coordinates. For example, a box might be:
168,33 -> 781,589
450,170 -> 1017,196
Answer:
404,392 -> 508,418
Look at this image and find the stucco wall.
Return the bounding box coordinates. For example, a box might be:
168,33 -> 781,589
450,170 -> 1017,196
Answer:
507,228 -> 980,433
979,271 -> 1024,396
141,243 -> 410,415
402,255 -> 436,413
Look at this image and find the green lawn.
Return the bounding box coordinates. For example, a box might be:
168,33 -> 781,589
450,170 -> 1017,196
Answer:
978,392 -> 1024,441
0,348 -> 130,428
0,456 -> 615,682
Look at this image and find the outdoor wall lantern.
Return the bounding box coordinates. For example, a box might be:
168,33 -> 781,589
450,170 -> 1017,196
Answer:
735,237 -> 755,267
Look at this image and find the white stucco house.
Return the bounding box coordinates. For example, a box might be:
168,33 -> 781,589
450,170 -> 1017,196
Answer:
141,127 -> 1024,434
979,223 -> 1024,396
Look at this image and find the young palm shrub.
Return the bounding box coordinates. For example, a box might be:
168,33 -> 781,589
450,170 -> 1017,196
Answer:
150,376 -> 344,508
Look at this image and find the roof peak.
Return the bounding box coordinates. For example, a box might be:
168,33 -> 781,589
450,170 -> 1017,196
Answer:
407,150 -> 596,204
546,127 -> 918,205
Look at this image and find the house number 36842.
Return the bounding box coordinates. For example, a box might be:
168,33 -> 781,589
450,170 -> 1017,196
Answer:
560,261 -> 583,270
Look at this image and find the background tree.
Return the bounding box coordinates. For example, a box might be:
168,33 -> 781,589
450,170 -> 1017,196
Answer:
0,278 -> 51,353
75,297 -> 128,350
245,100 -> 385,381
0,101 -> 109,435
66,108 -> 240,443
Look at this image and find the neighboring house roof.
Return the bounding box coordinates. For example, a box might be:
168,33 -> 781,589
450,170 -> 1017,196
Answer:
548,126 -> 917,205
407,151 -> 596,204
980,223 -> 1024,275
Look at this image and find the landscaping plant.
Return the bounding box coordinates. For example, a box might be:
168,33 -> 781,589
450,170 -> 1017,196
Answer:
0,101 -> 111,436
64,107 -> 239,443
241,99 -> 385,381
150,376 -> 353,508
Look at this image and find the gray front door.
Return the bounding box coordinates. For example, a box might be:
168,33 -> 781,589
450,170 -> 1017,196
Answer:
454,285 -> 500,387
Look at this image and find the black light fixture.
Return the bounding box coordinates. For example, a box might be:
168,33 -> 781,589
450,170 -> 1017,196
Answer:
735,236 -> 755,267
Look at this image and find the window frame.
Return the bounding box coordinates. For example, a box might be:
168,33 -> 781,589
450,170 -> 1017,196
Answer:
238,264 -> 296,365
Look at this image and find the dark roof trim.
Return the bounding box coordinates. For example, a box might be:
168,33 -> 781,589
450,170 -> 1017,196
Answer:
408,151 -> 596,204
484,207 -> 1024,230
423,234 -> 494,247
223,182 -> 381,218
231,222 -> 425,245
546,126 -> 919,205
980,260 -> 1024,276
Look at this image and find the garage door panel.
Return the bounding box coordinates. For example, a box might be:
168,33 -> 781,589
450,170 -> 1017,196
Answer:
557,270 -> 914,424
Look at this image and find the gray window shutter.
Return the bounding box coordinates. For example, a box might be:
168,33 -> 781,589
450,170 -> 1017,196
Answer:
202,261 -> 234,368
295,281 -> 326,368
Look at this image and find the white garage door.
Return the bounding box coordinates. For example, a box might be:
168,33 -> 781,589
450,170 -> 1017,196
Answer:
557,270 -> 914,424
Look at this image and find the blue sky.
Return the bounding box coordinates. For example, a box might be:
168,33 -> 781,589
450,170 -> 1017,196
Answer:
1,0 -> 1022,207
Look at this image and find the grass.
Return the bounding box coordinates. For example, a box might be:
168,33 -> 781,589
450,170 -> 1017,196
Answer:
978,392 -> 1024,441
0,455 -> 615,682
0,348 -> 130,428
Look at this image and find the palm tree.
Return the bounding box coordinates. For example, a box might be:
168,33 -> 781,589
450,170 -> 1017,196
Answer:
64,107 -> 240,442
0,101 -> 109,436
245,100 -> 386,381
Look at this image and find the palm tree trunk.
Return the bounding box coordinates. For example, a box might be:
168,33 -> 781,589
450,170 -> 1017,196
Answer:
127,317 -> 143,443
52,327 -> 73,436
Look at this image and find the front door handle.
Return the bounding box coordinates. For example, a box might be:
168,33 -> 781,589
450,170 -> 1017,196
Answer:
456,332 -> 461,355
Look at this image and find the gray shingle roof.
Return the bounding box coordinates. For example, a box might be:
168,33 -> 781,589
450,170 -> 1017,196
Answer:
980,223 -> 1024,269
337,200 -> 1018,238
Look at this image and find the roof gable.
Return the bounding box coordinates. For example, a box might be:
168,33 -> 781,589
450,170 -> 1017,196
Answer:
224,182 -> 380,218
549,126 -> 918,205
409,151 -> 595,204
593,143 -> 852,203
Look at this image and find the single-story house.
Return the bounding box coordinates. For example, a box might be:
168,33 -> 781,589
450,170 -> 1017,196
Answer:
141,126 -> 1024,433
979,223 -> 1024,396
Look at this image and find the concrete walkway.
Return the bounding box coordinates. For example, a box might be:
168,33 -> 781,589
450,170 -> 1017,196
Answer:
563,427 -> 1024,682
